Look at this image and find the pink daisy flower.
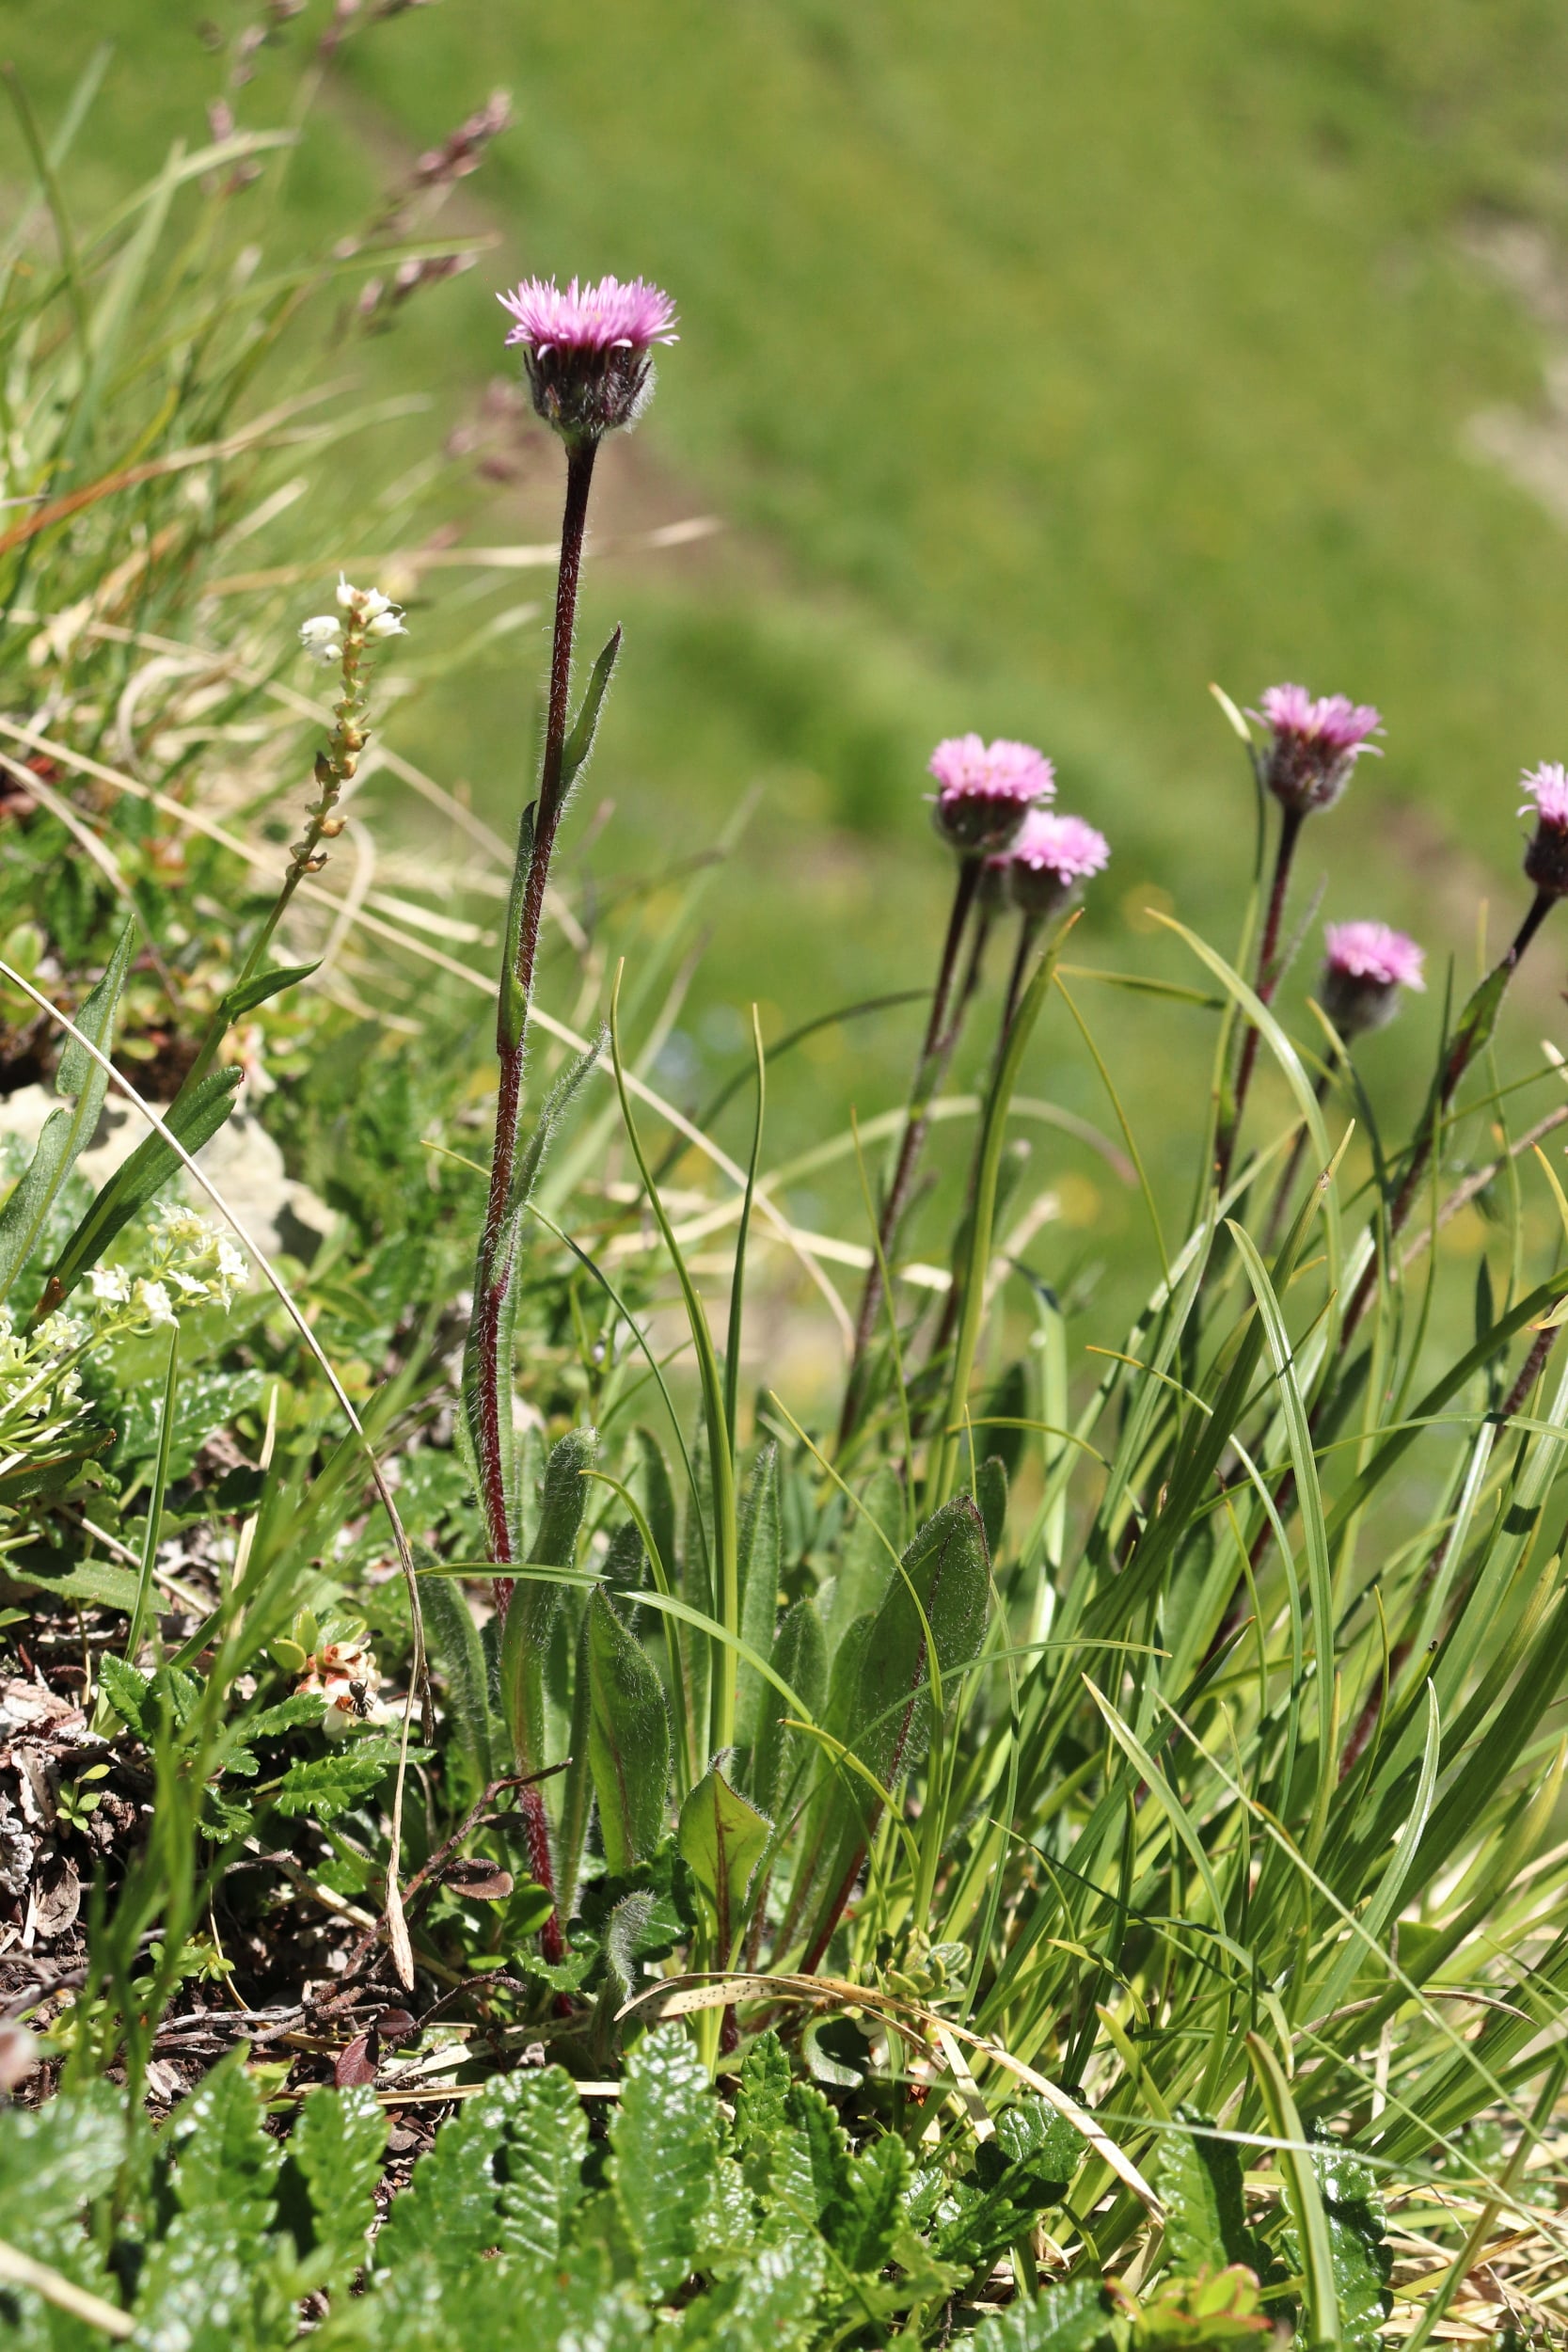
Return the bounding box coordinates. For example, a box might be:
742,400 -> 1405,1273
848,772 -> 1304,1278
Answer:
1522,762 -> 1568,898
1251,682 -> 1383,815
1322,919 -> 1424,1040
1323,920 -> 1425,991
927,734 -> 1054,854
1001,808 -> 1111,919
498,274 -> 677,442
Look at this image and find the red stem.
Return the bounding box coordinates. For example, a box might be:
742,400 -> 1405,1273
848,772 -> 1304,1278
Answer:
838,855 -> 982,1447
468,435 -> 600,1960
1214,804 -> 1302,1196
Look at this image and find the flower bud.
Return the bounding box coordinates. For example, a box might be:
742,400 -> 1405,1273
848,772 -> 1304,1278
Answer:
1321,920 -> 1425,1040
298,614 -> 342,666
997,809 -> 1110,920
499,275 -> 678,445
927,735 -> 1053,856
1521,764 -> 1568,897
1251,683 -> 1382,816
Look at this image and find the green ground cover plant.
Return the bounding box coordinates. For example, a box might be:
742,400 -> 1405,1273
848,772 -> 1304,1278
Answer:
5,17 -> 1568,2348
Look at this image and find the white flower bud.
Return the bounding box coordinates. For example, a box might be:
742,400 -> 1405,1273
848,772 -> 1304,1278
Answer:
299,614 -> 342,665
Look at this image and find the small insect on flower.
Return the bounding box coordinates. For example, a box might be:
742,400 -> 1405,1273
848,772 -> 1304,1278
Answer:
1521,763 -> 1568,897
499,273 -> 678,444
1252,683 -> 1383,816
927,734 -> 1054,855
998,808 -> 1111,920
1322,919 -> 1425,1040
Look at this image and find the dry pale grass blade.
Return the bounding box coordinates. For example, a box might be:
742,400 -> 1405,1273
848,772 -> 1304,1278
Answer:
0,958 -> 425,1989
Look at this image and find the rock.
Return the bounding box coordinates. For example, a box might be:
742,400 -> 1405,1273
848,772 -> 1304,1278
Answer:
0,1084 -> 332,1267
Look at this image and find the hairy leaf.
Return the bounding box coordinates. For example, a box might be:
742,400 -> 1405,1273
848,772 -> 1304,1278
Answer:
677,1767 -> 769,1956
279,2085 -> 387,2286
587,1588 -> 670,1875
734,1441 -> 781,1754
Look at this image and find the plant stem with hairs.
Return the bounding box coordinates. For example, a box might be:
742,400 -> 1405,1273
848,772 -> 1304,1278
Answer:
839,854 -> 983,1447
467,440 -> 599,1964
1340,888 -> 1554,1347
471,439 -> 598,1619
1213,804 -> 1303,1195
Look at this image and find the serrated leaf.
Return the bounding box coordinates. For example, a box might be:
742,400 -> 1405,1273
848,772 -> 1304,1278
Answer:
274,1747 -> 391,1822
610,2026 -> 720,2299
96,1652 -> 151,1738
661,2227 -> 826,2351
1157,2107 -> 1265,2280
587,1588 -> 670,1875
833,2131 -> 910,2273
0,2082 -> 129,2264
677,1767 -> 769,1956
965,2278 -> 1114,2351
932,2096 -> 1081,2279
162,2055 -> 280,2245
735,2030 -> 793,2196
1280,2141 -> 1391,2350
373,2073 -> 532,2281
281,2085 -> 387,2286
492,2067 -> 589,2266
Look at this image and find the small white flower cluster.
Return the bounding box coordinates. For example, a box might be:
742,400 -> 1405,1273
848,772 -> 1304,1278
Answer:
0,1309 -> 89,1460
298,576 -> 406,666
86,1210 -> 248,1332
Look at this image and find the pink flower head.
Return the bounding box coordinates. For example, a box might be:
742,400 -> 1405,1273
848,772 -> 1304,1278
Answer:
1522,763 -> 1568,897
1324,921 -> 1425,991
927,734 -> 1054,854
1001,808 -> 1111,919
1251,682 -> 1383,815
498,274 -> 677,443
1322,919 -> 1424,1040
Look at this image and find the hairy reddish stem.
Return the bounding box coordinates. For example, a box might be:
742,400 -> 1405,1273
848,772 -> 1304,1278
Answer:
469,435 -> 600,1958
839,855 -> 982,1447
1214,804 -> 1302,1197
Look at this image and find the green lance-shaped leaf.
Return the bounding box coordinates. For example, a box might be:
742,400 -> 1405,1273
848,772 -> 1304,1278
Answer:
499,1424 -> 596,1775
420,1569 -> 494,1788
561,626 -> 622,794
677,1766 -> 770,1956
461,1029 -> 603,1550
1247,2033 -> 1339,2349
609,2025 -> 720,2301
748,1595 -> 827,1818
975,1453 -> 1008,1563
734,1440 -> 782,1755
40,1065 -> 245,1314
824,1461 -> 903,1653
587,1587 -> 671,1875
800,1494 -> 990,1962
0,918 -> 133,1306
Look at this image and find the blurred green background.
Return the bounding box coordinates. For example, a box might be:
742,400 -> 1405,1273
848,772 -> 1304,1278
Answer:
8,0 -> 1568,1311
